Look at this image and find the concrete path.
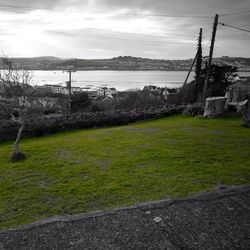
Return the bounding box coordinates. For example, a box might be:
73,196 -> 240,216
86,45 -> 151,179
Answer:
0,185 -> 250,249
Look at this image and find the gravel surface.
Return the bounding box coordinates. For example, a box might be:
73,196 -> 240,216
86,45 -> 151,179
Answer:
0,185 -> 250,249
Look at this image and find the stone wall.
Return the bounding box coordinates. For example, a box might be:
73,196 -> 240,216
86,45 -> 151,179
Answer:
204,97 -> 227,118
0,107 -> 185,141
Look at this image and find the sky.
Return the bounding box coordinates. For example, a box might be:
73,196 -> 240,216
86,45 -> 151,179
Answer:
0,0 -> 250,59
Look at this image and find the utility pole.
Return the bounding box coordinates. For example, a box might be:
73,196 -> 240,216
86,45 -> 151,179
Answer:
195,28 -> 203,102
203,14 -> 219,103
183,52 -> 197,88
182,28 -> 202,93
67,70 -> 72,115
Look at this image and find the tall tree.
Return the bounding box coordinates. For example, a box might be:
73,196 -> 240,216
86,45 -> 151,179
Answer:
0,54 -> 33,161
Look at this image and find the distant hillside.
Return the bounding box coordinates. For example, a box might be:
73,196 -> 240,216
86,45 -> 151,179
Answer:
6,56 -> 250,71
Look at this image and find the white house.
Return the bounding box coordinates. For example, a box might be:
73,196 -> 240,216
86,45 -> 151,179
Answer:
97,87 -> 106,96
45,84 -> 66,94
71,87 -> 82,94
143,85 -> 161,93
105,88 -> 113,97
97,87 -> 117,97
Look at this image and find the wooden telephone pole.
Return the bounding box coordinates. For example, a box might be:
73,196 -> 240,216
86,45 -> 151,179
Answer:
67,70 -> 72,114
203,14 -> 219,103
195,28 -> 203,102
182,28 -> 202,93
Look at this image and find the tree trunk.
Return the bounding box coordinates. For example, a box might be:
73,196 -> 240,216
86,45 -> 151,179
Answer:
14,117 -> 25,153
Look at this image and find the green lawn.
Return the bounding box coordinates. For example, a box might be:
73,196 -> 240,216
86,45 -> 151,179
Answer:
0,114 -> 250,230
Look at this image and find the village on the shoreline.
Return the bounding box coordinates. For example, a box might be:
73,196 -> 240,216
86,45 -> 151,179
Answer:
0,78 -> 177,116
0,72 -> 250,117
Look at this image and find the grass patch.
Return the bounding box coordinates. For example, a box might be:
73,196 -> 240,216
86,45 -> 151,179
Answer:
0,114 -> 249,230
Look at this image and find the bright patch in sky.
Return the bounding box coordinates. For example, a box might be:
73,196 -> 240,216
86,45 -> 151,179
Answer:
0,0 -> 250,59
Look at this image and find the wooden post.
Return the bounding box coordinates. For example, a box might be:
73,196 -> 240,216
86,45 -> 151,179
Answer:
195,28 -> 203,102
203,14 -> 219,103
183,52 -> 197,88
67,70 -> 72,115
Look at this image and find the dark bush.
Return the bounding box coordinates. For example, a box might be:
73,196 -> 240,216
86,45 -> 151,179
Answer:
27,106 -> 44,116
90,104 -> 104,112
183,103 -> 204,117
44,107 -> 57,115
0,106 -> 186,141
71,92 -> 90,112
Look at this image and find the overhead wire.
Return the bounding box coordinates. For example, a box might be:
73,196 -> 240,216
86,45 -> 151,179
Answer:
219,22 -> 250,33
0,4 -> 63,12
164,42 -> 197,58
220,10 -> 250,17
0,4 -> 214,19
48,30 -> 196,48
215,43 -> 246,58
135,13 -> 213,19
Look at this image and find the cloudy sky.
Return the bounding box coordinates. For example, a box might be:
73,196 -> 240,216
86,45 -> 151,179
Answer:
0,0 -> 250,59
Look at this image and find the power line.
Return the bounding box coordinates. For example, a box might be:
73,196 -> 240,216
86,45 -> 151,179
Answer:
0,4 -> 213,19
219,22 -> 250,33
0,4 -> 63,11
1,3 -> 250,19
48,30 -> 196,47
164,42 -> 197,58
220,10 -> 250,17
136,13 -> 213,19
215,43 -> 246,58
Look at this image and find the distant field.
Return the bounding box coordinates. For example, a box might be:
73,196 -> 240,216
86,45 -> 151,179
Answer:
0,114 -> 249,230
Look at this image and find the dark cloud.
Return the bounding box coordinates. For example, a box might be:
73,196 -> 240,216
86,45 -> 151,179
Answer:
0,0 -> 89,11
94,0 -> 250,16
2,0 -> 250,15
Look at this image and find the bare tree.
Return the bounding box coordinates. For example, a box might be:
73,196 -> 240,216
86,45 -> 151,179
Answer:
0,54 -> 33,161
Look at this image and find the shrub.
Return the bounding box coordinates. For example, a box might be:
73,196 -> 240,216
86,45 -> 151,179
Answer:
183,103 -> 204,117
0,106 -> 186,141
44,107 -> 57,115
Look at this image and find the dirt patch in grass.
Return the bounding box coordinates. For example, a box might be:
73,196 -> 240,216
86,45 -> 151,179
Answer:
95,159 -> 113,170
56,149 -> 73,160
125,127 -> 161,134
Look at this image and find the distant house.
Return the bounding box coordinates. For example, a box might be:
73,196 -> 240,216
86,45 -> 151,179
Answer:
143,85 -> 170,98
110,88 -> 117,94
71,87 -> 82,94
36,84 -> 85,95
35,85 -> 52,95
97,87 -> 117,97
97,87 -> 106,96
87,91 -> 98,100
44,84 -> 66,95
143,85 -> 161,93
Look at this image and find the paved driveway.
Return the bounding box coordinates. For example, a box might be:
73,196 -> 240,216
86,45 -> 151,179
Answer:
0,185 -> 250,249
